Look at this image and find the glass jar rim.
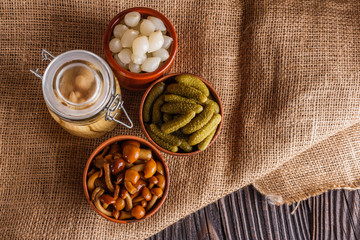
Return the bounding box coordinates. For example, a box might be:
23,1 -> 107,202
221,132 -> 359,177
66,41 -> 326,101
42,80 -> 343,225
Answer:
42,50 -> 114,121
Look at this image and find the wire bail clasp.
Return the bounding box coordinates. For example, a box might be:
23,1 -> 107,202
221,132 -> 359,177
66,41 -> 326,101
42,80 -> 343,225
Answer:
30,49 -> 55,79
105,94 -> 133,129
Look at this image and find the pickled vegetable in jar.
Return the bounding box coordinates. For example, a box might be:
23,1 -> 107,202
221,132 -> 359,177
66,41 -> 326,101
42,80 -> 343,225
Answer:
31,50 -> 133,138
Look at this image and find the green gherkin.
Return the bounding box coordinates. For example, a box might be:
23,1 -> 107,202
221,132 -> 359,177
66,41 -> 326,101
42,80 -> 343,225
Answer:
172,131 -> 193,152
166,84 -> 207,103
152,95 -> 165,124
175,74 -> 210,97
181,104 -> 215,134
162,113 -> 173,122
161,102 -> 203,114
164,94 -> 199,104
143,82 -> 165,122
146,125 -> 178,152
205,99 -> 220,113
188,114 -> 221,146
161,111 -> 196,134
149,124 -> 182,146
198,128 -> 217,151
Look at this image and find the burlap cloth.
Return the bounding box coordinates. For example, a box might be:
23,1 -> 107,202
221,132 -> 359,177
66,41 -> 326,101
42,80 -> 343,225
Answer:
1,0 -> 360,239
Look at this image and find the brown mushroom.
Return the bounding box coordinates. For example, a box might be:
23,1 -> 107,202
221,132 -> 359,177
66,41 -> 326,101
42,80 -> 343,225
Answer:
123,191 -> 133,211
119,211 -> 133,220
156,161 -> 164,175
124,169 -> 140,185
131,191 -> 140,200
113,185 -> 120,200
131,205 -> 146,219
104,154 -> 113,163
87,171 -> 100,192
133,196 -> 145,203
124,180 -> 137,194
103,163 -> 115,192
142,187 -> 152,201
99,194 -> 116,205
123,144 -> 140,164
87,168 -> 96,177
94,192 -> 113,217
125,162 -> 134,168
114,173 -> 124,185
129,163 -> 145,172
146,188 -> 163,211
155,174 -> 166,190
144,159 -> 157,178
93,146 -> 109,168
113,152 -> 122,160
140,200 -> 147,208
147,176 -> 158,190
121,140 -> 140,149
120,189 -> 128,199
138,149 -> 152,161
114,198 -> 125,211
109,143 -> 121,154
91,187 -> 103,201
112,209 -> 120,219
133,179 -> 147,194
110,158 -> 125,175
94,178 -> 107,189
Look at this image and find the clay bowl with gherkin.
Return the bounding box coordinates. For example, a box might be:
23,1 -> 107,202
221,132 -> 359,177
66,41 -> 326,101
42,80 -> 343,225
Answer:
139,73 -> 223,156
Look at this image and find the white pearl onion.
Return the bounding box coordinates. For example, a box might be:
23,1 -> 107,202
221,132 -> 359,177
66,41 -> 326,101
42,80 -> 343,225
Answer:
114,54 -> 128,69
147,16 -> 167,31
148,30 -> 164,53
113,24 -> 128,39
109,38 -> 122,53
131,53 -> 147,65
118,49 -> 132,64
129,62 -> 141,73
132,36 -> 149,56
141,57 -> 161,72
124,11 -> 141,27
121,29 -> 139,48
140,19 -> 155,36
152,48 -> 169,62
162,36 -> 173,49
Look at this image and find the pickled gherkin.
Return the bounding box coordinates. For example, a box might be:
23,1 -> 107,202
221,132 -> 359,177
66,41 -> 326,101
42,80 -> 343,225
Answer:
163,113 -> 173,122
143,82 -> 165,122
149,123 -> 181,146
181,104 -> 214,134
175,74 -> 210,97
164,94 -> 198,104
172,131 -> 193,152
198,128 -> 217,151
146,125 -> 178,152
152,95 -> 165,124
166,84 -> 207,103
161,111 -> 196,134
205,99 -> 220,113
161,102 -> 203,114
188,114 -> 221,146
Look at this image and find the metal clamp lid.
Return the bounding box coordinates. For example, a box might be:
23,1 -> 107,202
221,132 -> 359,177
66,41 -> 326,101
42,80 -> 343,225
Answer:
105,94 -> 133,128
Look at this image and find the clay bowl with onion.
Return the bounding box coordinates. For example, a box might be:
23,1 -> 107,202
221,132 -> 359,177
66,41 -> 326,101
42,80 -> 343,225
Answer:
103,7 -> 178,91
139,73 -> 223,156
83,135 -> 169,223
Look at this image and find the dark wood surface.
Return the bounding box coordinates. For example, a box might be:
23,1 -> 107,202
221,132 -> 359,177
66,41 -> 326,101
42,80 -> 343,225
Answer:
147,186 -> 360,240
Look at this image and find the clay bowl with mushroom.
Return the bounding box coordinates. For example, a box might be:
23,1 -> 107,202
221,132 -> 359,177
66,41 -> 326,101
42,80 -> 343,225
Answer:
83,135 -> 169,223
103,7 -> 178,91
139,73 -> 223,156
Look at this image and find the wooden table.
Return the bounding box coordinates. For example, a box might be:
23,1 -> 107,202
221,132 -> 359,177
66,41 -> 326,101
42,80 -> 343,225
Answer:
148,186 -> 360,239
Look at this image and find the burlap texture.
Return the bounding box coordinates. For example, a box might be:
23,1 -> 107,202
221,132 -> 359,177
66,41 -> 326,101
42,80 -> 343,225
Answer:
1,0 -> 360,239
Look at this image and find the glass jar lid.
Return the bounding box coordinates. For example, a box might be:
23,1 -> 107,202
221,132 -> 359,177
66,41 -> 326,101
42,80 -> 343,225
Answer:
42,50 -> 114,121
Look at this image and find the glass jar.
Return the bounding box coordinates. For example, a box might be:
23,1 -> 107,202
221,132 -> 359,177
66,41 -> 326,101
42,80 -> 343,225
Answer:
30,49 -> 133,138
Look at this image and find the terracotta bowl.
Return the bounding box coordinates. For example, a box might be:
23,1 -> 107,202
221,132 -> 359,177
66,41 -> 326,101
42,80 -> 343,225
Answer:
139,73 -> 224,156
83,135 -> 170,223
103,7 -> 178,92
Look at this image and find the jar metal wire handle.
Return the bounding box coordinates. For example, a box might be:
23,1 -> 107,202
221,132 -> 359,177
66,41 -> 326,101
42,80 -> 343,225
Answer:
105,94 -> 133,128
30,49 -> 55,79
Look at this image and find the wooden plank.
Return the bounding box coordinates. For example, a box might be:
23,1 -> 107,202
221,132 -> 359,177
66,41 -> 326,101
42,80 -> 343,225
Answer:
147,187 -> 360,240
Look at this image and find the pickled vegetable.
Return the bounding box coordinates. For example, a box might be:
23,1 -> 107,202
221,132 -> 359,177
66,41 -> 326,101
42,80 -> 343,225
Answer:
161,111 -> 196,134
205,99 -> 220,113
175,74 -> 210,96
188,114 -> 221,146
161,102 -> 203,114
143,82 -> 165,122
181,104 -> 214,134
152,95 -> 165,124
198,128 -> 217,151
149,124 -> 181,146
146,125 -> 178,152
166,84 -> 207,103
164,94 -> 198,104
163,113 -> 172,122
